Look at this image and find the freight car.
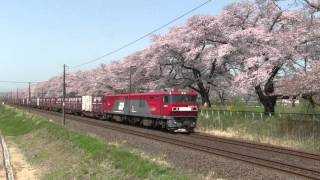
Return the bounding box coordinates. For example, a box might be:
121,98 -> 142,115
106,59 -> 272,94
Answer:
8,91 -> 199,132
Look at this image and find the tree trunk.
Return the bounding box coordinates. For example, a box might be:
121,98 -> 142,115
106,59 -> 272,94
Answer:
196,80 -> 211,107
254,66 -> 281,115
217,91 -> 226,105
244,96 -> 251,105
255,85 -> 277,115
260,96 -> 277,115
201,92 -> 211,107
187,83 -> 211,107
291,99 -> 296,107
302,93 -> 316,109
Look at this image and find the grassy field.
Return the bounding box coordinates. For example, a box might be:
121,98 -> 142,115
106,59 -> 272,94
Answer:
0,105 -> 188,180
197,108 -> 320,153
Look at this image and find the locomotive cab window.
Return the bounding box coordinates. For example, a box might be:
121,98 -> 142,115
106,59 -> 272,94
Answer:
164,96 -> 169,104
164,95 -> 197,103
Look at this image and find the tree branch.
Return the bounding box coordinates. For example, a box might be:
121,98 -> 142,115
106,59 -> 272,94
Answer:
208,59 -> 217,79
206,39 -> 228,44
187,85 -> 201,93
268,11 -> 283,32
303,0 -> 320,11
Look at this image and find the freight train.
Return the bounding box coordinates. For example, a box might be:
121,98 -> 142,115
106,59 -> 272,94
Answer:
7,91 -> 199,133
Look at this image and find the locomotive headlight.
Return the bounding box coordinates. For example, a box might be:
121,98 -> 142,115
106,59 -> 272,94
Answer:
172,107 -> 179,111
191,122 -> 196,127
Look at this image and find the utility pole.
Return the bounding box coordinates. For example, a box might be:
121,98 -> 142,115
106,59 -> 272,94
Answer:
62,64 -> 66,126
28,82 -> 31,112
129,65 -> 136,93
304,58 -> 307,73
41,88 -> 44,99
129,66 -> 132,94
28,82 -> 31,105
16,88 -> 18,103
128,66 -> 135,115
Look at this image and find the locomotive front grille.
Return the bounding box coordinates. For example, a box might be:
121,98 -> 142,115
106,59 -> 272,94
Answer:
167,117 -> 197,129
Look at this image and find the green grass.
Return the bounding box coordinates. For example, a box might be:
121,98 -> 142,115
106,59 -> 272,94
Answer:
0,105 -> 188,180
209,99 -> 320,113
198,109 -> 320,153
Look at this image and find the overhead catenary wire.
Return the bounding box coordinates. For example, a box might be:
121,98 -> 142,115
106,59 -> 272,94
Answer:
0,80 -> 47,96
0,80 -> 42,84
69,0 -> 213,69
1,67 -> 70,93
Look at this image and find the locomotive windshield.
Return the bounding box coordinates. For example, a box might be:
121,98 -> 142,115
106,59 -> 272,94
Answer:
164,95 -> 197,103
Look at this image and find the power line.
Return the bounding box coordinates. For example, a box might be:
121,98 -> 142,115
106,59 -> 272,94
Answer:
0,80 -> 43,84
69,0 -> 212,69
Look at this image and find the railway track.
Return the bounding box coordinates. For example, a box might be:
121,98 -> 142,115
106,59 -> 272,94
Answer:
190,133 -> 320,161
17,106 -> 320,179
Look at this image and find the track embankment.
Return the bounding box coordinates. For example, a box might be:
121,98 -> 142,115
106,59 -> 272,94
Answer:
19,105 -> 319,179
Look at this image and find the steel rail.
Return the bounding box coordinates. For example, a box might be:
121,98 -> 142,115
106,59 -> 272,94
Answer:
190,133 -> 320,161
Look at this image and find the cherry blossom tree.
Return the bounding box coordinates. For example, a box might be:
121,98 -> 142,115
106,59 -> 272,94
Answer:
277,60 -> 320,108
145,15 -> 234,107
15,0 -> 319,115
224,0 -> 320,114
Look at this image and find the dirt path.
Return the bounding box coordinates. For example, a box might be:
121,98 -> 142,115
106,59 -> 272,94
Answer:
6,140 -> 38,180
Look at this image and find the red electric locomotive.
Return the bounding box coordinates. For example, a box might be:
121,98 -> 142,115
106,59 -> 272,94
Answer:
102,91 -> 198,132
8,91 -> 199,133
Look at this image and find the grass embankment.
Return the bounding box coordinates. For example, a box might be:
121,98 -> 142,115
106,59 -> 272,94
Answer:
0,105 -> 187,180
198,109 -> 320,153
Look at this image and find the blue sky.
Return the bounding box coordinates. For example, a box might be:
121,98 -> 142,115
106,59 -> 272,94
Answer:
0,0 -> 238,92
